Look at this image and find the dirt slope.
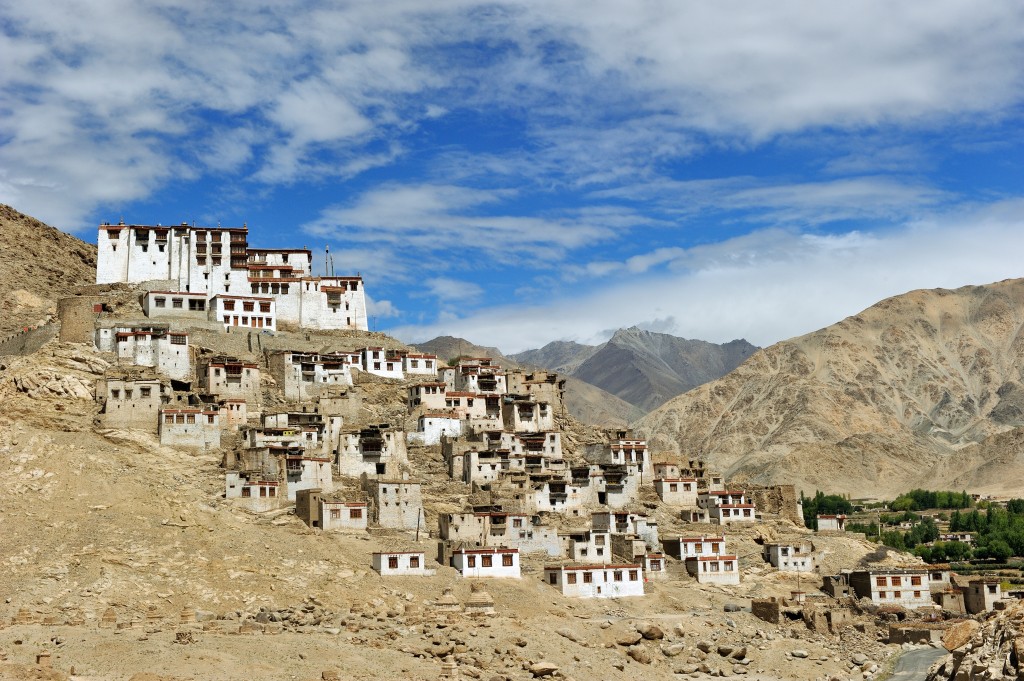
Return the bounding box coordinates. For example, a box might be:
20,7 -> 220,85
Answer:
0,204 -> 96,338
636,279 -> 1024,497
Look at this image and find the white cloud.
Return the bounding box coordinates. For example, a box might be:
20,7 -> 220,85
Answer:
386,199 -> 1024,353
426,277 -> 484,303
0,0 -> 1021,230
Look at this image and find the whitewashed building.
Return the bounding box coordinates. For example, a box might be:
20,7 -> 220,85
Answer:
159,407 -> 222,448
848,569 -> 932,609
338,425 -> 408,477
224,472 -> 282,512
408,413 -> 463,446
544,564 -> 645,599
644,554 -> 668,580
200,357 -> 260,405
654,477 -> 698,506
685,555 -> 740,585
358,347 -> 404,379
208,294 -> 276,332
663,535 -> 727,560
451,548 -> 521,579
98,377 -> 167,431
817,514 -> 847,531
400,353 -> 439,376
143,290 -> 208,320
267,351 -> 357,401
372,552 -> 434,576
103,327 -> 192,381
764,542 -> 816,572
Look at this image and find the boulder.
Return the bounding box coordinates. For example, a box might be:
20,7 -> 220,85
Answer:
627,646 -> 652,665
530,662 -> 559,677
636,622 -> 665,640
942,620 -> 981,651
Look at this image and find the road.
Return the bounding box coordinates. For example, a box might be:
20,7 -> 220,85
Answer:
887,645 -> 948,681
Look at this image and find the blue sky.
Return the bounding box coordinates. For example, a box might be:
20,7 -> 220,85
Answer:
2,1 -> 1024,352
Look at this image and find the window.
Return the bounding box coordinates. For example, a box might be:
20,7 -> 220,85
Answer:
629,570 -> 639,581
567,572 -> 577,584
186,414 -> 196,424
513,518 -> 523,528
669,483 -> 678,492
651,561 -> 661,571
582,572 -> 593,583
893,590 -> 902,598
154,297 -> 166,308
241,487 -> 251,497
189,299 -> 205,311
243,301 -> 254,312
207,414 -> 215,424
170,334 -> 186,345
268,487 -> 276,497
892,576 -> 902,586
140,387 -> 151,398
164,414 -> 173,424
112,389 -> 121,399
259,487 -> 267,497
878,591 -> 887,599
260,302 -> 270,313
914,591 -> 921,598
911,576 -> 922,586
481,555 -> 493,568
724,561 -> 734,571
330,509 -> 340,520
409,556 -> 420,568
172,298 -> 183,309
502,554 -> 513,567
614,571 -> 623,582
349,508 -> 362,519
876,576 -> 887,587
388,556 -> 399,569
223,300 -> 235,311
467,556 -> 476,568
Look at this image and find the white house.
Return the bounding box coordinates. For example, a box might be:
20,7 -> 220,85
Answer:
209,294 -> 276,332
401,353 -> 439,376
663,535 -> 727,560
654,478 -> 698,506
224,472 -> 282,512
848,569 -> 932,609
358,347 -> 404,379
408,413 -> 463,446
143,290 -> 209,320
763,542 -> 816,572
544,564 -> 645,599
451,548 -> 521,579
267,351 -> 357,401
107,328 -> 192,381
685,555 -> 740,585
372,552 -> 435,576
817,514 -> 847,531
321,500 -> 368,532
407,382 -> 448,411
159,407 -> 222,448
200,357 -> 261,405
643,554 -> 668,580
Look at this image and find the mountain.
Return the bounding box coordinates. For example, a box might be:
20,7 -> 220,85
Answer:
414,335 -> 642,427
635,279 -> 1024,497
570,327 -> 757,412
0,204 -> 97,337
510,340 -> 600,374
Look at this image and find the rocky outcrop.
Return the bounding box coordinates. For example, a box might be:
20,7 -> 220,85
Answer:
928,602 -> 1024,681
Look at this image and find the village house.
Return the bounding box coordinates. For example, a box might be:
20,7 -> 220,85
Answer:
451,548 -> 521,579
224,472 -> 282,512
267,350 -> 357,401
337,424 -> 408,477
294,488 -> 367,532
96,326 -> 192,382
582,464 -> 642,509
654,477 -> 698,506
372,552 -> 435,576
559,529 -> 613,563
591,511 -> 660,551
368,479 -> 425,531
685,555 -> 740,585
97,376 -> 167,431
847,569 -> 933,609
199,356 -> 260,405
644,554 -> 667,580
95,221 -> 368,331
502,396 -> 555,433
219,398 -> 248,427
407,382 -> 448,411
143,290 -> 208,320
505,371 -> 565,411
963,579 -> 1005,614
939,532 -> 974,545
398,352 -> 439,376
208,294 -> 276,332
282,451 -> 333,501
817,514 -> 847,531
763,542 -> 816,572
662,535 -> 727,560
698,490 -> 759,524
544,563 -> 645,599
439,511 -> 561,556
159,406 -> 222,448
455,362 -> 507,394
358,347 -> 404,380
408,413 -> 463,446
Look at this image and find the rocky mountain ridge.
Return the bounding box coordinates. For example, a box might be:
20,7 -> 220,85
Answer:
636,279 -> 1024,497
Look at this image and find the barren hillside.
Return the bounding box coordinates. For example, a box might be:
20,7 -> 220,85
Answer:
0,204 -> 96,338
636,279 -> 1024,497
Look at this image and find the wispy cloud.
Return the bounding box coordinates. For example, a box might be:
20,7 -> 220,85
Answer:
387,200 -> 1024,353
